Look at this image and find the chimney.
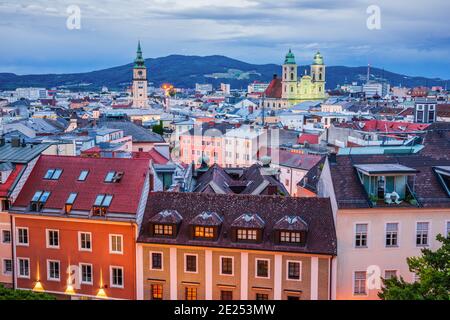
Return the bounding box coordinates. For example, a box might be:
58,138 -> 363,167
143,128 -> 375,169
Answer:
273,74 -> 278,80
11,136 -> 21,148
329,152 -> 337,164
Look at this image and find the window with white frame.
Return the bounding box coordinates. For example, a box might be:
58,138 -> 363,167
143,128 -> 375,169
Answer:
385,223 -> 398,247
17,227 -> 29,246
220,257 -> 233,276
80,263 -> 93,284
2,259 -> 12,275
110,266 -> 124,288
384,270 -> 397,280
1,230 -> 11,244
353,271 -> 367,295
416,222 -> 429,246
18,258 -> 30,278
286,261 -> 301,281
236,229 -> 257,241
256,259 -> 269,278
47,260 -> 60,281
185,254 -> 197,273
47,229 -> 59,248
150,252 -> 163,270
109,234 -> 123,254
79,232 -> 92,251
355,224 -> 368,248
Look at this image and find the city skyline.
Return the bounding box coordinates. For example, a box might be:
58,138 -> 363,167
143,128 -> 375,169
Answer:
1,0 -> 450,79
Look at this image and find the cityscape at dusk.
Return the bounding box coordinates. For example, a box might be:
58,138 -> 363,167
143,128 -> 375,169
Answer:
0,0 -> 449,311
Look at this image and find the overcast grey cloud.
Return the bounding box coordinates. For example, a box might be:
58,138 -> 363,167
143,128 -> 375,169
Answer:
0,0 -> 449,79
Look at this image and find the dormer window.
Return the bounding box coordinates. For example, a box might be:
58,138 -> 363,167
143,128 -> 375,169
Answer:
354,164 -> 418,205
189,211 -> 222,241
194,226 -> 215,239
149,210 -> 183,238
104,171 -> 124,183
30,191 -> 51,212
92,194 -> 113,216
65,192 -> 77,213
78,170 -> 89,181
237,228 -> 257,241
154,224 -> 173,236
44,169 -> 62,180
274,216 -> 308,245
434,167 -> 450,197
280,231 -> 302,243
231,213 -> 265,243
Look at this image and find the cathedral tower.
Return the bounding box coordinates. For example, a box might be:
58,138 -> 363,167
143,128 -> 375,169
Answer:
311,51 -> 326,97
282,49 -> 298,100
132,41 -> 148,108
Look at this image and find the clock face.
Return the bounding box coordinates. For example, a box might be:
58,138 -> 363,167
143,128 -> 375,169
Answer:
138,70 -> 143,76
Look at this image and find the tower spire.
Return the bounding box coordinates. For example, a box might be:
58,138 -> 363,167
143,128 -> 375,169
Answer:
134,40 -> 145,68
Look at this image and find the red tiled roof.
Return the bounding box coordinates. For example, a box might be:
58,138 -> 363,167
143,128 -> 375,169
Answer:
338,120 -> 430,132
264,78 -> 282,99
0,164 -> 24,198
132,149 -> 169,165
13,155 -> 150,215
438,104 -> 450,118
298,134 -> 319,145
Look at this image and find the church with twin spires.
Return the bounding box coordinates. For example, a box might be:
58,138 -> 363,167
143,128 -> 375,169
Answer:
262,49 -> 327,109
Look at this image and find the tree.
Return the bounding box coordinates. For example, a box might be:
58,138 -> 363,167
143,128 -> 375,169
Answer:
151,121 -> 164,135
378,234 -> 450,300
0,284 -> 56,300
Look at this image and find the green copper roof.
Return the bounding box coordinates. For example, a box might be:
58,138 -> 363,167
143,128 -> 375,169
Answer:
313,51 -> 324,65
134,40 -> 146,69
284,49 -> 296,65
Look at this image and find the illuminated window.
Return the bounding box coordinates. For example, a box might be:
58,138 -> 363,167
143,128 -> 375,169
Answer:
236,229 -> 257,241
151,284 -> 163,300
280,231 -> 302,243
185,287 -> 197,300
194,226 -> 214,239
153,224 -> 173,236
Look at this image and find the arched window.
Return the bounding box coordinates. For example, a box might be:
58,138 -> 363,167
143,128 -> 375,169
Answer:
319,74 -> 322,81
290,73 -> 294,81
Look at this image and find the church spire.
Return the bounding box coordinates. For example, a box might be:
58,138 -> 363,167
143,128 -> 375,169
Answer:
134,40 -> 145,69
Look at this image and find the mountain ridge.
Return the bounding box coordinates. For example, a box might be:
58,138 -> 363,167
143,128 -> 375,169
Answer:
0,54 -> 448,91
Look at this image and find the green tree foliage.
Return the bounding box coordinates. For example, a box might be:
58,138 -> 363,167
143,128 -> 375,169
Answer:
151,121 -> 164,135
0,284 -> 56,300
379,235 -> 450,300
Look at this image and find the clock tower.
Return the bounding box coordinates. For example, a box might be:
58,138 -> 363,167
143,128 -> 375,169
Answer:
132,41 -> 148,108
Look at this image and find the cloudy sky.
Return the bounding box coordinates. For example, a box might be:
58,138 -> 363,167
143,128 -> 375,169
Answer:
0,0 -> 449,79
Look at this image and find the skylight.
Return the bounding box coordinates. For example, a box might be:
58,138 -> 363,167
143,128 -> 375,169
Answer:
78,170 -> 89,181
104,171 -> 116,182
94,194 -> 113,207
44,169 -> 63,180
32,190 -> 50,203
66,193 -> 77,205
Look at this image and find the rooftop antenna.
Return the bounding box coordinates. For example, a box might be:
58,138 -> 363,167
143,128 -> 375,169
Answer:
367,63 -> 371,83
